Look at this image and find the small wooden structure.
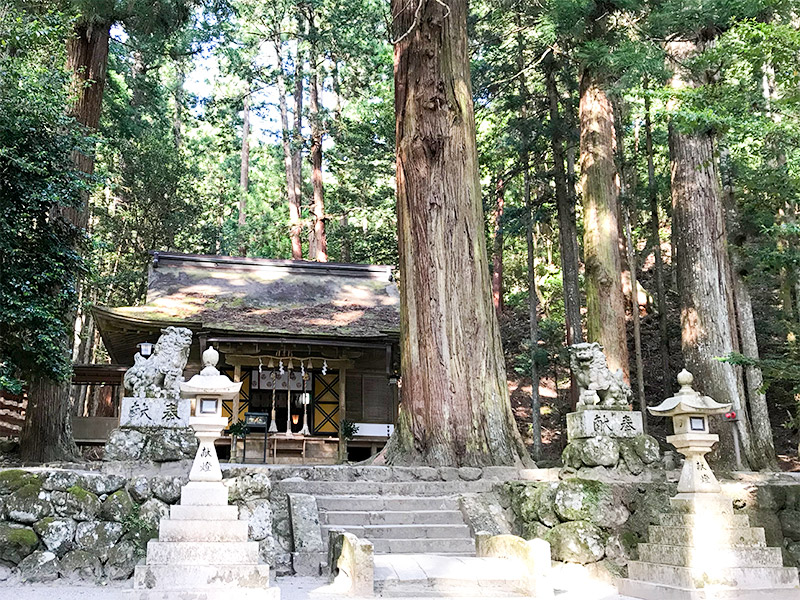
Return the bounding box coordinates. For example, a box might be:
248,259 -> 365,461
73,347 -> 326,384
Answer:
93,252 -> 401,463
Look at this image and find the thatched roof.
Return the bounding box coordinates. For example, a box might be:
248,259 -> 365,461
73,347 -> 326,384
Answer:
94,252 -> 400,364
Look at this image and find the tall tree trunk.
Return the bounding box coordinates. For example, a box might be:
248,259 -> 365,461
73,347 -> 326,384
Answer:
644,89 -> 671,393
614,101 -> 646,419
579,71 -> 629,379
720,147 -> 778,469
492,179 -> 505,316
173,59 -> 185,149
307,14 -> 327,262
20,18 -> 111,463
546,57 -> 583,348
292,20 -> 305,254
668,40 -> 758,469
525,166 -> 542,461
238,91 -> 250,257
275,38 -> 303,260
385,0 -> 531,467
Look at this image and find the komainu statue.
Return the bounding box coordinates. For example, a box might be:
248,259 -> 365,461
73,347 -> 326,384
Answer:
123,326 -> 193,399
569,342 -> 632,410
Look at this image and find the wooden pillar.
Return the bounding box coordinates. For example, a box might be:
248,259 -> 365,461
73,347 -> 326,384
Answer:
338,366 -> 347,463
233,363 -> 241,424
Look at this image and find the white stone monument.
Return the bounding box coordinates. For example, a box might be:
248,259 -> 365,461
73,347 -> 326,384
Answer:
130,346 -> 280,600
619,370 -> 799,599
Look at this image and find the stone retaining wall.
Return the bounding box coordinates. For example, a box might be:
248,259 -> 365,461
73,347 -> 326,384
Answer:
0,467 -> 276,583
505,478 -> 800,576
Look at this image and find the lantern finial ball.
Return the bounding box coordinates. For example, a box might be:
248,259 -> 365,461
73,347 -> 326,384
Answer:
203,345 -> 219,368
677,369 -> 693,388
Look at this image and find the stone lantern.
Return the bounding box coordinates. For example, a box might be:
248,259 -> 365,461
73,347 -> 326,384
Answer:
648,369 -> 731,494
180,345 -> 241,482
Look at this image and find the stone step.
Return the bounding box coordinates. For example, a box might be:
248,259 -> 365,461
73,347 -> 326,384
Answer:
658,513 -> 750,528
133,563 -> 270,589
278,480 -> 495,496
370,537 -> 476,555
322,510 -> 466,526
320,523 -> 472,540
127,588 -> 280,600
315,495 -> 459,512
374,554 -> 527,597
647,525 -> 766,547
159,519 -> 249,542
638,544 -> 785,569
170,504 -> 240,521
669,496 -> 734,515
627,561 -> 800,590
619,578 -> 800,600
180,482 -> 229,506
145,541 -> 260,565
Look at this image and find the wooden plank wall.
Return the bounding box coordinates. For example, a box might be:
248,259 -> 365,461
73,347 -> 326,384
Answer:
0,390 -> 26,437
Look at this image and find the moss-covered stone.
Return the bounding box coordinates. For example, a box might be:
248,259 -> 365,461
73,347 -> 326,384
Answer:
545,520 -> 606,564
33,517 -> 76,556
631,435 -> 660,465
553,479 -> 629,528
7,483 -> 53,524
100,489 -> 134,522
18,550 -> 59,582
59,549 -> 102,581
0,469 -> 41,495
0,522 -> 39,564
63,486 -> 100,521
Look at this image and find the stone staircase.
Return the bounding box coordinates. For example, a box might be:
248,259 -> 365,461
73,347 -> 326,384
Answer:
317,494 -> 475,555
620,494 -> 800,599
130,481 -> 279,600
277,478 -> 500,556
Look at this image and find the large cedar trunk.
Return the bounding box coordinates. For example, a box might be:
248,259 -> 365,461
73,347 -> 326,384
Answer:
20,375 -> 79,463
275,39 -> 303,260
546,61 -> 583,347
308,38 -> 327,262
670,125 -> 757,469
579,72 -> 629,379
491,180 -> 505,316
238,92 -> 250,256
525,167 -> 542,461
292,20 -> 305,257
386,0 -> 530,467
20,19 -> 111,463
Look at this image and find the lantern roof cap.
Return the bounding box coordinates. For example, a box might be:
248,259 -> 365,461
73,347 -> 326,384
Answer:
180,345 -> 242,399
648,370 -> 731,417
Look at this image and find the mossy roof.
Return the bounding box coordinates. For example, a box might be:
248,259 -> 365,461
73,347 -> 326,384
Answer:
94,253 -> 400,363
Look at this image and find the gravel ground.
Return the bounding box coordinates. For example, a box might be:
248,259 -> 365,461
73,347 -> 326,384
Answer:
0,574 -> 626,600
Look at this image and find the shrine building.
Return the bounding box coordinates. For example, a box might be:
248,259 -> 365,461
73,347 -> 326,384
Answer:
91,251 -> 400,463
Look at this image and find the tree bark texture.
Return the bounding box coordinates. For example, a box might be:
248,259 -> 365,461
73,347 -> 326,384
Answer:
387,0 -> 530,467
275,39 -> 303,260
238,91 -> 250,256
668,39 -> 759,470
21,18 -> 111,463
292,22 -> 305,256
525,167 -> 542,461
579,72 -> 629,379
644,91 -> 671,392
492,179 -> 505,316
720,148 -> 777,468
546,60 -> 583,347
308,35 -> 327,262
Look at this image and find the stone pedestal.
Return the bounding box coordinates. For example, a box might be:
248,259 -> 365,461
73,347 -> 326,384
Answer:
130,480 -> 279,600
619,493 -> 800,599
561,410 -> 660,473
567,410 -> 643,439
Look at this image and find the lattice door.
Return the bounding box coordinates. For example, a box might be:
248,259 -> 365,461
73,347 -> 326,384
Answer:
220,368 -> 250,425
313,372 -> 340,435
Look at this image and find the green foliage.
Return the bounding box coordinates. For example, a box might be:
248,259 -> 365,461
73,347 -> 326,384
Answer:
340,419 -> 358,441
0,5 -> 87,391
121,503 -> 157,556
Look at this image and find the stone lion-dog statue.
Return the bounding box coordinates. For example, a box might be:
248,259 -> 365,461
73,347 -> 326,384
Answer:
569,342 -> 632,410
123,326 -> 193,399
